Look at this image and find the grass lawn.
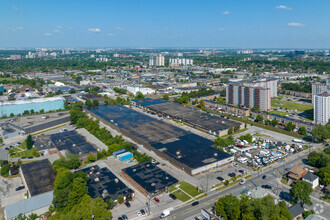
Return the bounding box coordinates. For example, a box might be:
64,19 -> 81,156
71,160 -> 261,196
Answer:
168,186 -> 177,193
269,110 -> 288,116
0,78 -> 15,83
253,133 -> 270,137
271,99 -> 313,112
172,190 -> 191,202
281,178 -> 288,185
178,181 -> 203,197
8,142 -> 40,158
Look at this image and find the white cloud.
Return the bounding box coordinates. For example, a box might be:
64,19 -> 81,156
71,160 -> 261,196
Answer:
222,11 -> 230,15
287,22 -> 305,27
108,33 -> 115,37
88,28 -> 101,32
56,26 -> 62,29
115,26 -> 125,31
44,33 -> 53,36
276,5 -> 292,10
53,29 -> 61,33
16,26 -> 23,30
12,6 -> 19,11
219,28 -> 227,31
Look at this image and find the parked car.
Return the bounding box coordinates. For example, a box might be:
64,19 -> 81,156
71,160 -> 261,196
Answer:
154,197 -> 160,203
228,173 -> 236,177
27,157 -> 33,159
118,217 -> 123,220
217,177 -> 225,182
239,179 -> 246,185
21,157 -> 26,159
124,202 -> 131,208
140,209 -> 145,215
169,194 -> 177,200
15,186 -> 25,191
238,170 -> 245,174
122,215 -> 128,220
262,175 -> 267,179
4,148 -> 9,150
261,185 -> 272,189
136,211 -> 141,217
192,201 -> 199,206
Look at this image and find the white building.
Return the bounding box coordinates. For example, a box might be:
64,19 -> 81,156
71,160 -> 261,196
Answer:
302,173 -> 319,189
126,86 -> 155,95
314,93 -> 330,125
312,83 -> 330,103
149,54 -> 165,66
169,58 -> 193,66
244,78 -> 278,98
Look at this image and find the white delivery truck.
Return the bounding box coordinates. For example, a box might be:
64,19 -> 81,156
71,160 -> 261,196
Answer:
160,209 -> 171,218
293,139 -> 303,143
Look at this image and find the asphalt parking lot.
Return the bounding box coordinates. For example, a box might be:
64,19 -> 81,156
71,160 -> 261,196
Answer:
0,176 -> 26,211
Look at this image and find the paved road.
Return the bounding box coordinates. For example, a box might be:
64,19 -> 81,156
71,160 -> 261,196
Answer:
149,144 -> 330,220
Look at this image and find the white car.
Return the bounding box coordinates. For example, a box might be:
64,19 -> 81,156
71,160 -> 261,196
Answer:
240,179 -> 246,185
136,211 -> 141,216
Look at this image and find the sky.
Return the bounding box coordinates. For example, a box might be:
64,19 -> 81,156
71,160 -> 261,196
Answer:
0,0 -> 330,48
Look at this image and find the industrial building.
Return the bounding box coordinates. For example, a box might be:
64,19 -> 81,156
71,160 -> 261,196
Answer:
20,159 -> 56,197
122,162 -> 178,197
314,92 -> 330,125
0,96 -> 65,117
0,111 -> 70,141
80,165 -> 134,202
87,104 -> 234,176
49,130 -> 98,158
133,98 -> 242,136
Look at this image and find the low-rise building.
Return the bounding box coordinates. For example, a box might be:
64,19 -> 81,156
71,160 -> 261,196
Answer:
288,166 -> 308,181
302,172 -> 319,189
288,204 -> 304,220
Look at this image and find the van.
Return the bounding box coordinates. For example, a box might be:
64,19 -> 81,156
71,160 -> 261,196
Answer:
160,209 -> 171,218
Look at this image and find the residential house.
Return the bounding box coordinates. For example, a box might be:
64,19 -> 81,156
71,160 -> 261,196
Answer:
288,166 -> 308,181
302,172 -> 319,189
288,204 -> 304,220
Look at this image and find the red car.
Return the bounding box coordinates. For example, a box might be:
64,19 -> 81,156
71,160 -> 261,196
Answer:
154,197 -> 160,203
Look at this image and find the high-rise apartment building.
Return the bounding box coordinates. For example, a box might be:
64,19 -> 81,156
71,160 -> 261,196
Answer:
312,83 -> 330,103
314,93 -> 330,125
169,58 -> 193,66
243,78 -> 278,98
226,83 -> 271,111
149,54 -> 165,66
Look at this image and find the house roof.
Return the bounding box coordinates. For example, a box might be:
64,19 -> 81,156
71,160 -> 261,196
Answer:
304,214 -> 324,220
288,204 -> 304,218
250,187 -> 269,199
289,166 -> 306,175
5,191 -> 53,219
303,172 -> 319,182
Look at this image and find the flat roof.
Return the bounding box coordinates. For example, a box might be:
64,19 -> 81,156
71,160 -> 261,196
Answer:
5,191 -> 53,219
122,162 -> 178,194
88,104 -> 232,170
80,165 -> 134,201
20,159 -> 56,197
133,98 -> 240,132
49,130 -> 97,156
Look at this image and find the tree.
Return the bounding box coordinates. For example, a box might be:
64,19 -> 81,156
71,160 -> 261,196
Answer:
214,194 -> 240,220
298,126 -> 307,135
92,99 -> 99,106
0,163 -> 10,176
84,87 -> 90,93
290,180 -> 313,206
179,95 -> 189,104
311,124 -> 330,141
69,88 -> 76,94
234,124 -> 240,132
117,195 -> 124,204
135,91 -> 145,99
87,153 -> 96,162
106,199 -> 115,210
256,115 -> 264,122
85,99 -> 93,107
265,119 -> 272,126
228,128 -> 233,134
66,177 -> 88,212
308,151 -> 329,168
198,99 -> 205,109
10,164 -> 19,175
216,97 -> 226,104
26,135 -> 33,150
162,94 -> 170,100
271,119 -> 278,127
317,164 -> 330,185
286,122 -> 296,131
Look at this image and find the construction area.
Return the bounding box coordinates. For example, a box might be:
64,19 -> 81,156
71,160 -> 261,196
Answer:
132,98 -> 242,136
87,104 -> 234,176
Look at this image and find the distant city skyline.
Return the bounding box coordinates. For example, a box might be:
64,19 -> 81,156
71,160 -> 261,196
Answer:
1,0 -> 329,48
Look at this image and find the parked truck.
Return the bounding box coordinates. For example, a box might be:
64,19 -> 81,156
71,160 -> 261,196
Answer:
160,209 -> 171,218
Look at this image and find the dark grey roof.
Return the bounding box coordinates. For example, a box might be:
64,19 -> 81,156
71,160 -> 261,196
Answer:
303,172 -> 319,182
288,204 -> 304,218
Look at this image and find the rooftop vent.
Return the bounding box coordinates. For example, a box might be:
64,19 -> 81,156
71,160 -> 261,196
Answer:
95,177 -> 100,182
115,178 -> 119,184
133,169 -> 136,172
214,153 -> 218,157
96,172 -> 100,176
151,183 -> 155,187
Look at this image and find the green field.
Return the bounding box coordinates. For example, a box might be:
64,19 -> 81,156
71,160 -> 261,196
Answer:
178,181 -> 203,197
172,190 -> 191,202
269,110 -> 289,116
8,142 -> 40,158
0,78 -> 15,83
271,99 -> 313,112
